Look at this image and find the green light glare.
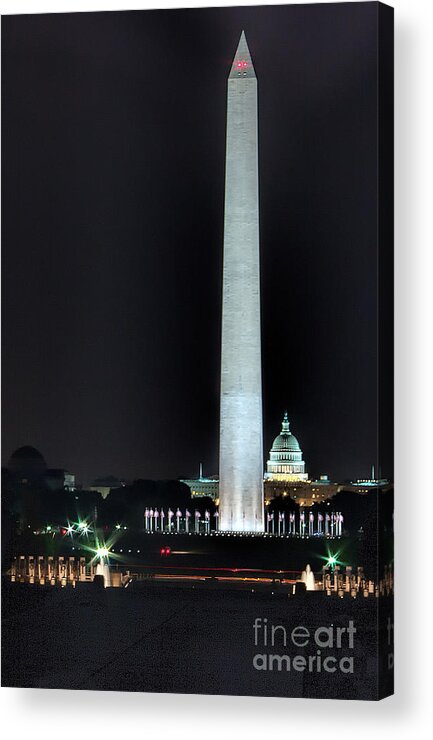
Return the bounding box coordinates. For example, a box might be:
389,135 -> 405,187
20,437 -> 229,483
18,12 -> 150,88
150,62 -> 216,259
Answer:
318,546 -> 344,569
74,520 -> 124,565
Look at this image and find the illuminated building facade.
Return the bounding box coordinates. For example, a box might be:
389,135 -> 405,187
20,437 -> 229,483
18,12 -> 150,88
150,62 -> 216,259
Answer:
263,414 -> 337,505
181,466 -> 219,501
265,412 -> 308,482
219,31 -> 264,532
264,478 -> 338,508
182,415 -> 337,507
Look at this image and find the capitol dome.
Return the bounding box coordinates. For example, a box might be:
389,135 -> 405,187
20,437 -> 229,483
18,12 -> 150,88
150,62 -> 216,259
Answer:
271,416 -> 301,452
265,413 -> 308,481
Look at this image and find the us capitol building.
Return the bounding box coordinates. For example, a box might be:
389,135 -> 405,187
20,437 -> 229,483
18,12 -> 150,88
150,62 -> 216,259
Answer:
264,411 -> 308,481
182,412 -> 339,508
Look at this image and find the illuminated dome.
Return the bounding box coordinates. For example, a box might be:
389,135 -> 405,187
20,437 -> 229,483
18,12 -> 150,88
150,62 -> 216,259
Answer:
271,425 -> 301,452
265,413 -> 308,481
8,446 -> 47,482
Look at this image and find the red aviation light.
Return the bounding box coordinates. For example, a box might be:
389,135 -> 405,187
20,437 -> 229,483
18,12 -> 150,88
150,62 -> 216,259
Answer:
236,59 -> 248,69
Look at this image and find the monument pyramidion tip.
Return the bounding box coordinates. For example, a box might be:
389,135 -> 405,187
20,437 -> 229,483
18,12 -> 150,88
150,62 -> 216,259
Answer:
229,30 -> 256,79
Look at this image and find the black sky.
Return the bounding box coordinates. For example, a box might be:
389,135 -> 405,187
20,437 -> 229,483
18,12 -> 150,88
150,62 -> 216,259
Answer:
2,3 -> 392,484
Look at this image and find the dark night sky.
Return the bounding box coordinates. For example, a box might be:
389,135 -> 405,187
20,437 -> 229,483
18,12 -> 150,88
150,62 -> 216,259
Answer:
2,3 -> 391,484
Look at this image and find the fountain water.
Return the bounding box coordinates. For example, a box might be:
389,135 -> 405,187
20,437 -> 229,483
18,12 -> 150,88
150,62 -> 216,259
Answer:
300,564 -> 316,591
95,561 -> 111,587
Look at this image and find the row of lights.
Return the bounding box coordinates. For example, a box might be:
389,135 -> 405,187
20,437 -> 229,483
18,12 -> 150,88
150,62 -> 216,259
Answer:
143,530 -> 342,539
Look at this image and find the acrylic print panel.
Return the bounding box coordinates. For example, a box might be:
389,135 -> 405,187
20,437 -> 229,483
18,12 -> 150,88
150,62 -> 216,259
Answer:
1,2 -> 394,699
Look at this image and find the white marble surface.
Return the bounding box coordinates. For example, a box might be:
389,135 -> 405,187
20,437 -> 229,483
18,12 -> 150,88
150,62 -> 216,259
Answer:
219,33 -> 264,532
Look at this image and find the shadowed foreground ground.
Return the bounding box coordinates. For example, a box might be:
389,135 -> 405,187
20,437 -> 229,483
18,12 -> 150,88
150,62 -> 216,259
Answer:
2,580 -> 392,699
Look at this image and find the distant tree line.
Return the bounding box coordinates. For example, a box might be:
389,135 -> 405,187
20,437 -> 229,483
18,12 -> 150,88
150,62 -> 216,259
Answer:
1,471 -> 215,561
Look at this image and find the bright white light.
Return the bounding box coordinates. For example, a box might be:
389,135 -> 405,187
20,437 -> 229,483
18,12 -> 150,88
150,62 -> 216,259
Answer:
96,546 -> 109,558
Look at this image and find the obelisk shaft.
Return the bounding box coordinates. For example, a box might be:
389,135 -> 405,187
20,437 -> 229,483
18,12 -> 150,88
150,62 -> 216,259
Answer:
219,32 -> 264,532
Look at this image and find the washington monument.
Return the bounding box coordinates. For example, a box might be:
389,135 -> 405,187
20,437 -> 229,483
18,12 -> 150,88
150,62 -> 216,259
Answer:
219,31 -> 264,532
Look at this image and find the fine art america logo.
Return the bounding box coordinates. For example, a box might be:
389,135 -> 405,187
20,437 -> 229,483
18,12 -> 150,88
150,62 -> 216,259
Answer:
252,618 -> 356,674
